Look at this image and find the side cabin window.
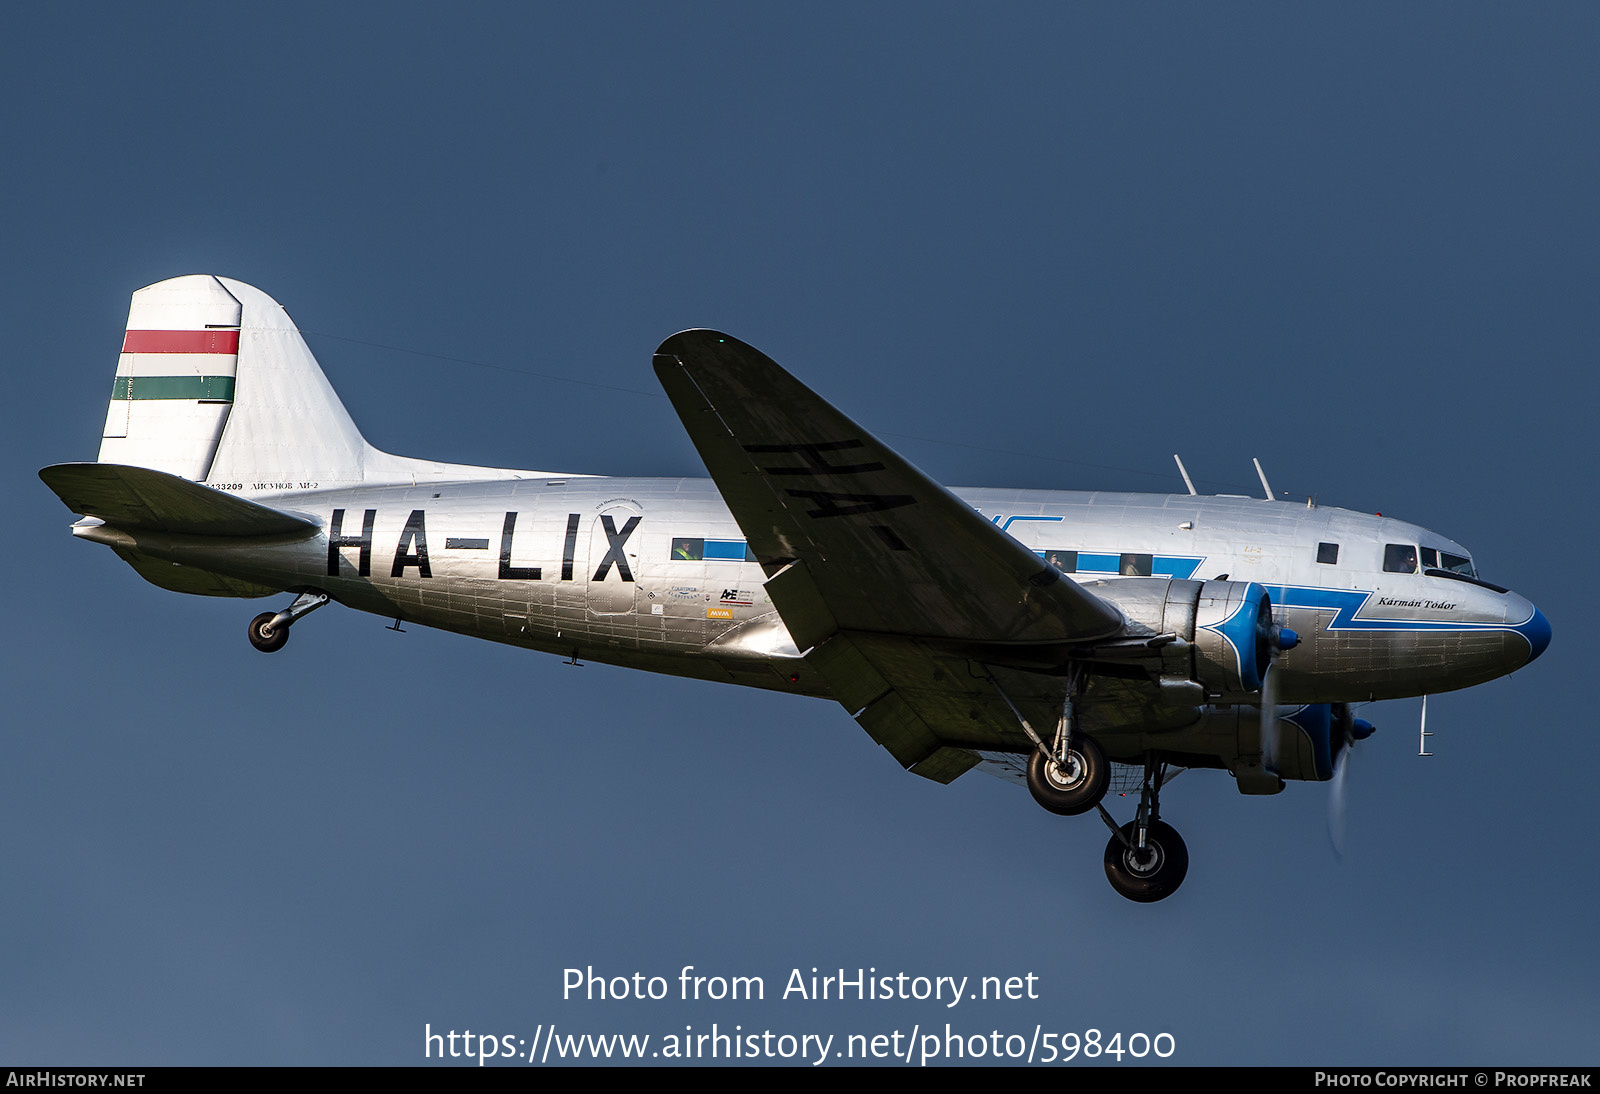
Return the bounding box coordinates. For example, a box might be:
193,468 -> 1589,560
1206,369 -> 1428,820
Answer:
1383,543 -> 1418,574
1044,549 -> 1078,572
671,537 -> 757,562
1119,553 -> 1153,577
1316,542 -> 1339,565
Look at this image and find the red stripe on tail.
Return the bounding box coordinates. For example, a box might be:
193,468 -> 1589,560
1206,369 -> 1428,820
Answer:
122,329 -> 241,354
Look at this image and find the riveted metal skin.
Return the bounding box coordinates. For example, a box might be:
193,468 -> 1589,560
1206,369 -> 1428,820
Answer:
43,279 -> 1551,798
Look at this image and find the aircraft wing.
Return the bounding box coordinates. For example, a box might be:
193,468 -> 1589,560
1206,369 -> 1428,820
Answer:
653,331 -> 1124,647
654,331 -> 1133,781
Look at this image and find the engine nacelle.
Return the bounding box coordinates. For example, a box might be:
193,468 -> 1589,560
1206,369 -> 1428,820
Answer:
1085,577 -> 1273,698
1193,702 -> 1335,792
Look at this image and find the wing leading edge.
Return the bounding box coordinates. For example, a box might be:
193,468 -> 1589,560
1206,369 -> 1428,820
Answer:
653,330 -> 1131,782
653,331 -> 1124,647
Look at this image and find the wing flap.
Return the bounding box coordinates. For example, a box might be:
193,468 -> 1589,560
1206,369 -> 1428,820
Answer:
39,463 -> 318,537
803,630 -> 1061,782
815,633 -> 1200,781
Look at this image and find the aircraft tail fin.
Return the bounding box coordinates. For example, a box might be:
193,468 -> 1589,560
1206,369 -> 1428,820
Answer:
98,275 -> 370,488
95,275 -> 555,492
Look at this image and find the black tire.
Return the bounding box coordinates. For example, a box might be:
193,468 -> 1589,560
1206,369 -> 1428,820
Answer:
1103,820 -> 1189,903
1025,735 -> 1108,816
247,612 -> 289,653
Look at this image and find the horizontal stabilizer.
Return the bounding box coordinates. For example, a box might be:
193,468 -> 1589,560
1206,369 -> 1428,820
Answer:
39,463 -> 318,537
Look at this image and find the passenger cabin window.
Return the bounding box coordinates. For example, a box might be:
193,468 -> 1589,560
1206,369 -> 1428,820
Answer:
1044,549 -> 1078,572
671,538 -> 757,562
1316,542 -> 1339,565
1383,543 -> 1418,574
1120,553 -> 1153,577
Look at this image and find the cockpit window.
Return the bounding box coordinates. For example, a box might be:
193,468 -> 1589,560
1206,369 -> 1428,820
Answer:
1316,542 -> 1339,565
1420,547 -> 1439,569
1383,543 -> 1418,574
1440,551 -> 1476,577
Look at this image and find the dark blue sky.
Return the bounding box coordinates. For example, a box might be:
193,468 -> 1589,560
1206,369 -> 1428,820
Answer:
5,3 -> 1595,1065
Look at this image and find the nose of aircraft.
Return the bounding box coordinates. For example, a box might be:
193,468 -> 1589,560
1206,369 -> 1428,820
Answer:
1513,600 -> 1552,664
1442,587 -> 1550,690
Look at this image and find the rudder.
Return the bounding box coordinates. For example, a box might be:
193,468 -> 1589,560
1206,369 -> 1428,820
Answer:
98,274 -> 369,489
100,275 -> 246,480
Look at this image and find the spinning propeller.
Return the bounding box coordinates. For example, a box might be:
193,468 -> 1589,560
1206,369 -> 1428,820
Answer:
1256,601 -> 1299,773
1328,703 -> 1376,858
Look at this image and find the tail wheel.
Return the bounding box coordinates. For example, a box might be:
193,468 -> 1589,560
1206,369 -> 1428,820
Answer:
247,612 -> 289,653
1025,734 -> 1108,816
1103,820 -> 1189,903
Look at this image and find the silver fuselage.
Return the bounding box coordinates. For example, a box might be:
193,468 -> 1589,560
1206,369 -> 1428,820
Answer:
52,275 -> 1552,813
75,476 -> 1547,708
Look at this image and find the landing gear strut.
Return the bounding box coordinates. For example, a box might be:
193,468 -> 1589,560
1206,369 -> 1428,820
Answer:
984,664 -> 1111,816
986,665 -> 1185,900
247,590 -> 329,653
1096,756 -> 1188,903
1022,668 -> 1108,816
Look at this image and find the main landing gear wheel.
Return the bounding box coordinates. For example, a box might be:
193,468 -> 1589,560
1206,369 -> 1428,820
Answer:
1026,734 -> 1108,816
1103,819 -> 1188,903
247,612 -> 289,653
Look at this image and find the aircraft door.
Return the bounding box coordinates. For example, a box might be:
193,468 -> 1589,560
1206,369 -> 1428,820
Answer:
586,505 -> 641,617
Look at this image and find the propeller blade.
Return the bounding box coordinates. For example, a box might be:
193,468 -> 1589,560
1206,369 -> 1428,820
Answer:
1328,742 -> 1351,859
1256,613 -> 1293,772
1255,599 -> 1298,775
1327,705 -> 1374,860
1259,661 -> 1278,772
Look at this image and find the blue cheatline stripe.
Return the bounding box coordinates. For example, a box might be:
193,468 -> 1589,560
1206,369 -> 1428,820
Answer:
1032,551 -> 1205,579
1266,584 -> 1545,639
995,514 -> 1063,532
1076,553 -> 1120,573
1152,557 -> 1203,579
110,375 -> 235,401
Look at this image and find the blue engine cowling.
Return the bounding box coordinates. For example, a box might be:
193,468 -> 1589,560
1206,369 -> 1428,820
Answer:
1086,576 -> 1277,697
1192,579 -> 1273,694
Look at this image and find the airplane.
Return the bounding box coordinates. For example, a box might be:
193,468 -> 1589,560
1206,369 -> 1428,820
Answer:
39,274 -> 1551,902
